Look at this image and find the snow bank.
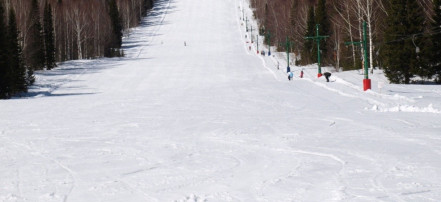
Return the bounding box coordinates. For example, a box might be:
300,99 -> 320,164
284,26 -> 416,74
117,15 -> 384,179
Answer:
370,103 -> 441,114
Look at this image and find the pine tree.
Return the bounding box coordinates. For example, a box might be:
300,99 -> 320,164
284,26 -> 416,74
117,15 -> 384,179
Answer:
261,2 -> 268,36
289,0 -> 297,42
382,0 -> 424,84
264,2 -> 269,27
44,2 -> 56,70
301,6 -> 315,65
7,8 -> 27,95
147,0 -> 154,10
382,0 -> 408,83
108,0 -> 122,50
0,2 -> 9,98
431,0 -> 441,83
27,0 -> 45,70
405,0 -> 425,83
142,0 -> 153,16
315,0 -> 330,60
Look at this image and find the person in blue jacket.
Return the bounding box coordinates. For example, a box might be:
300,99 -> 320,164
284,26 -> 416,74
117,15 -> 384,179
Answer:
288,71 -> 293,81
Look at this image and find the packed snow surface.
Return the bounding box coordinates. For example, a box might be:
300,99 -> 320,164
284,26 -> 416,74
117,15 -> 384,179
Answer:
1,0 -> 441,201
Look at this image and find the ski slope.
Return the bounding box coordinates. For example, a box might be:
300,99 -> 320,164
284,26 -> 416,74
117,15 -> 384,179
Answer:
1,0 -> 441,201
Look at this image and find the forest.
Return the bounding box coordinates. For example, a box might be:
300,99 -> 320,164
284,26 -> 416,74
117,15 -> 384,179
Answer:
1,0 -> 440,99
0,0 -> 154,98
249,0 -> 441,84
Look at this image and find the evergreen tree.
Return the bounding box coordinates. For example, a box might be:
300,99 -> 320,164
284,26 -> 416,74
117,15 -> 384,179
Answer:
44,2 -> 56,70
289,0 -> 297,41
148,0 -> 154,9
405,0 -> 425,83
382,0 -> 408,83
431,0 -> 441,83
108,0 -> 122,49
264,2 -> 269,27
0,2 -> 8,98
301,6 -> 315,65
419,34 -> 433,83
7,8 -> 27,95
315,0 -> 330,60
382,0 -> 424,84
143,0 -> 154,16
262,2 -> 268,36
27,0 -> 45,70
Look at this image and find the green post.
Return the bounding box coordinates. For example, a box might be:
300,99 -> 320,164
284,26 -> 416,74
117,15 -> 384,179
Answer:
279,37 -> 292,72
245,17 -> 248,32
250,26 -> 254,43
305,24 -> 329,77
281,37 -> 290,72
316,25 -> 321,75
267,31 -> 271,55
257,35 -> 259,54
345,21 -> 370,90
345,22 -> 368,78
286,37 -> 290,68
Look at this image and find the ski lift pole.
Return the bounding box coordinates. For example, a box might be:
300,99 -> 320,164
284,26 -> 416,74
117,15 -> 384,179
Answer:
305,24 -> 329,78
280,36 -> 291,72
245,17 -> 249,32
345,21 -> 370,91
257,35 -> 259,54
250,25 -> 254,43
290,40 -> 295,65
267,31 -> 271,56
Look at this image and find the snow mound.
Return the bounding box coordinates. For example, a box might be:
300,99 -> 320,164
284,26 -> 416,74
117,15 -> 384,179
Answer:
369,104 -> 441,113
175,194 -> 206,202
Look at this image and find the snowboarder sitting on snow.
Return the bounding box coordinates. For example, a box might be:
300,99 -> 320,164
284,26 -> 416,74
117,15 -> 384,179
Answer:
324,72 -> 331,82
288,71 -> 294,81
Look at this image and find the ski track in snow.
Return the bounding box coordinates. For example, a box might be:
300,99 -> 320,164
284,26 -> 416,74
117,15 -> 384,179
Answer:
1,0 -> 441,201
0,135 -> 76,202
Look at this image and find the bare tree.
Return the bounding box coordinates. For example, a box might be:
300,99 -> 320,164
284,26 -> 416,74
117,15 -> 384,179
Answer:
358,0 -> 387,72
7,0 -> 155,65
334,1 -> 357,67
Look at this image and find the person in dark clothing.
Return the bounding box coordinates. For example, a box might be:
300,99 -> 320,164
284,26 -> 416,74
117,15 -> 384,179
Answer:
324,72 -> 331,82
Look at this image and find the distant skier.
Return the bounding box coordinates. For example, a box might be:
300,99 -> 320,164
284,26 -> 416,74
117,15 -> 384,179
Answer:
288,71 -> 293,81
184,41 -> 187,46
287,66 -> 291,73
324,72 -> 331,82
300,69 -> 304,78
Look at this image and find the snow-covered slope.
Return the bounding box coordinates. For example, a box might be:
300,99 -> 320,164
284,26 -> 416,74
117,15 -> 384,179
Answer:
1,0 -> 441,201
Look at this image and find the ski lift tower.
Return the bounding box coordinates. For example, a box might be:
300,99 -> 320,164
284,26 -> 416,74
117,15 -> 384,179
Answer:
345,22 -> 371,91
305,24 -> 329,78
280,37 -> 293,73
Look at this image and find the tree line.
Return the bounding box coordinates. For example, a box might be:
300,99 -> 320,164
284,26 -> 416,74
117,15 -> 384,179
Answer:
250,0 -> 441,84
0,0 -> 154,99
